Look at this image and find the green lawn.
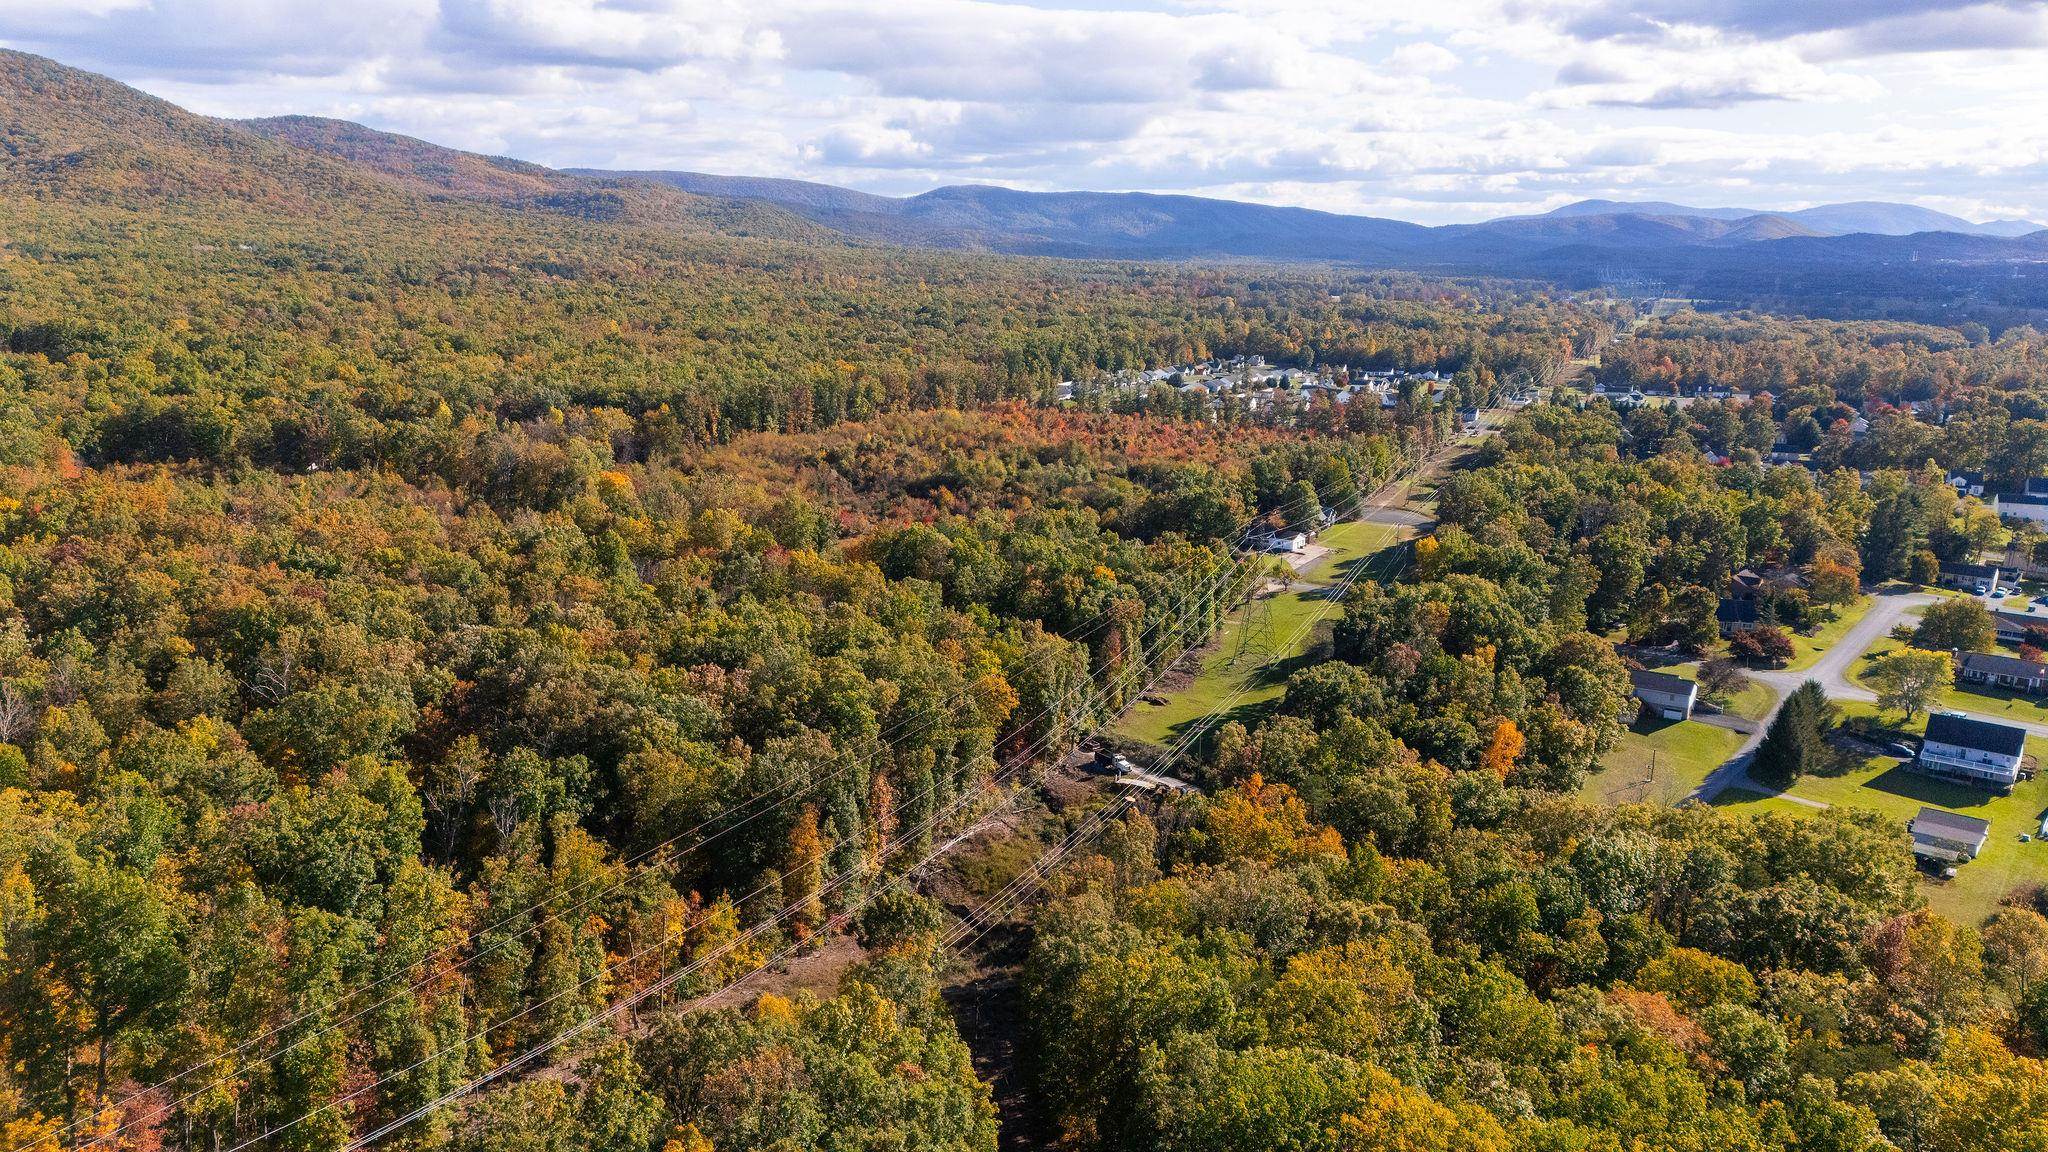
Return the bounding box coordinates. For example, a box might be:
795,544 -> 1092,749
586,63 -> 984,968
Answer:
1713,703 -> 2048,923
1850,637 -> 2048,725
1580,716 -> 1748,807
1781,595 -> 1876,672
1301,519 -> 1408,583
1115,583 -> 1343,750
1117,504 -> 1420,752
1722,679 -> 1777,721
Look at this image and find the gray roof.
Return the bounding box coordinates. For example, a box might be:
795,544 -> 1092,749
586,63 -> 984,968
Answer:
1628,668 -> 1697,696
1992,608 -> 2045,632
1940,562 -> 2004,579
1912,806 -> 1991,842
1958,651 -> 2048,679
1925,712 -> 2027,758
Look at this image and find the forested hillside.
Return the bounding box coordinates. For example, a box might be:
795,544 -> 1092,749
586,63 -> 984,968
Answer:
0,50 -> 1612,1152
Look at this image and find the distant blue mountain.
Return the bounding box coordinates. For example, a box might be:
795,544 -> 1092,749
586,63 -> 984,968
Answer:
580,172 -> 2044,258
1535,197 -> 2042,238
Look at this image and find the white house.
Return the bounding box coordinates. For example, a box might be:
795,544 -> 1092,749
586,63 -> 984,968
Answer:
1916,712 -> 2028,790
1937,562 -> 2007,595
1258,532 -> 1307,554
1628,669 -> 1698,721
1992,487 -> 2048,524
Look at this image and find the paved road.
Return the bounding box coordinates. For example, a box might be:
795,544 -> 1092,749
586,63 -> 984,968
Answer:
1692,588 -> 1930,804
1748,588 -> 1936,703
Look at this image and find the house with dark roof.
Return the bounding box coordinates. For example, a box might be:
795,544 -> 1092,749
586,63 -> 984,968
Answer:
1992,608 -> 2048,646
1910,807 -> 1991,864
1728,568 -> 1765,600
1956,651 -> 2048,695
1992,489 -> 2048,525
1917,712 -> 2029,790
1936,562 -> 2006,595
1729,566 -> 1808,601
1716,598 -> 1761,637
1628,669 -> 1698,721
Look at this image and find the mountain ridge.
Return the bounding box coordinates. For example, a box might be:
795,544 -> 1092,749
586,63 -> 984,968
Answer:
6,48 -> 2048,326
1533,196 -> 2042,238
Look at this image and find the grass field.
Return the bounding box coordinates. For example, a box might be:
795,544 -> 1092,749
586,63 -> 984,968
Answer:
1782,595 -> 1876,672
1115,583 -> 1344,749
1301,519 -> 1407,582
1722,679 -> 1778,721
1118,499 -> 1420,751
1580,715 -> 1749,806
1712,703 -> 2048,923
1709,786 -> 1804,812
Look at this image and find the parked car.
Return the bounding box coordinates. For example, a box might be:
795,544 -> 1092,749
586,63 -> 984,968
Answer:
1885,741 -> 1918,759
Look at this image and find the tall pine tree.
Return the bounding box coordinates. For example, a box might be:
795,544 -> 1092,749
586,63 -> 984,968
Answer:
1752,680 -> 1835,788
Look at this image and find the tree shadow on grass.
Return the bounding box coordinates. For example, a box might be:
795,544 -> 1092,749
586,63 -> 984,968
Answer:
1149,698 -> 1280,760
1708,786 -> 1777,807
1630,714 -> 1682,737
1322,543 -> 1408,588
1861,764 -> 2003,811
1148,643 -> 1331,755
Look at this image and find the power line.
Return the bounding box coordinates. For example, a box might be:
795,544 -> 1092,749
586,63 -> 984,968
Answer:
63,489 -> 1300,1152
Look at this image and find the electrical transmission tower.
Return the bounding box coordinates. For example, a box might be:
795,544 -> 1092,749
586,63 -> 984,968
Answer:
1230,582 -> 1281,666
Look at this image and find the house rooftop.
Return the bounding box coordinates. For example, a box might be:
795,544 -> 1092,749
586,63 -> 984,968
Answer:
1940,561 -> 2004,578
1911,806 -> 1991,843
1958,651 -> 2048,679
1716,598 -> 1760,624
1628,668 -> 1696,696
1925,712 -> 2027,758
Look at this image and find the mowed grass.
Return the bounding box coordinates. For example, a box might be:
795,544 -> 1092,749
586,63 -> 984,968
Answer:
1581,715 -> 1749,807
1781,594 -> 1876,672
1118,504 -> 1421,753
1300,519 -> 1408,582
1115,583 -> 1344,750
1712,703 -> 2048,923
1850,637 -> 2048,725
1722,679 -> 1778,721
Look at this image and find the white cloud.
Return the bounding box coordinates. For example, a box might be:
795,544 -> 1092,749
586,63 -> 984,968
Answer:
1387,42 -> 1459,73
0,0 -> 2043,224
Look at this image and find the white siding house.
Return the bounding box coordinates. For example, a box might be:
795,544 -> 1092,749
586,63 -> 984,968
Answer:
1917,713 -> 2028,790
1628,669 -> 1699,721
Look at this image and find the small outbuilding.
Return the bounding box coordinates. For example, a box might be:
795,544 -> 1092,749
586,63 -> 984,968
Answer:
1910,806 -> 1991,864
1628,669 -> 1699,721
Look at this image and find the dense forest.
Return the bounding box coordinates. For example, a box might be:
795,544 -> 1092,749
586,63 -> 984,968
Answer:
7,47 -> 2048,1152
1016,405 -> 2048,1152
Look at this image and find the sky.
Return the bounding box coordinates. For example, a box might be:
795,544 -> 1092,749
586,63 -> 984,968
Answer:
4,0 -> 2048,225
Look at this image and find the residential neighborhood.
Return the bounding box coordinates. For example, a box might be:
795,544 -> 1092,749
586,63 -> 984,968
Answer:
1045,355 -> 1534,425
1566,393 -> 2048,920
